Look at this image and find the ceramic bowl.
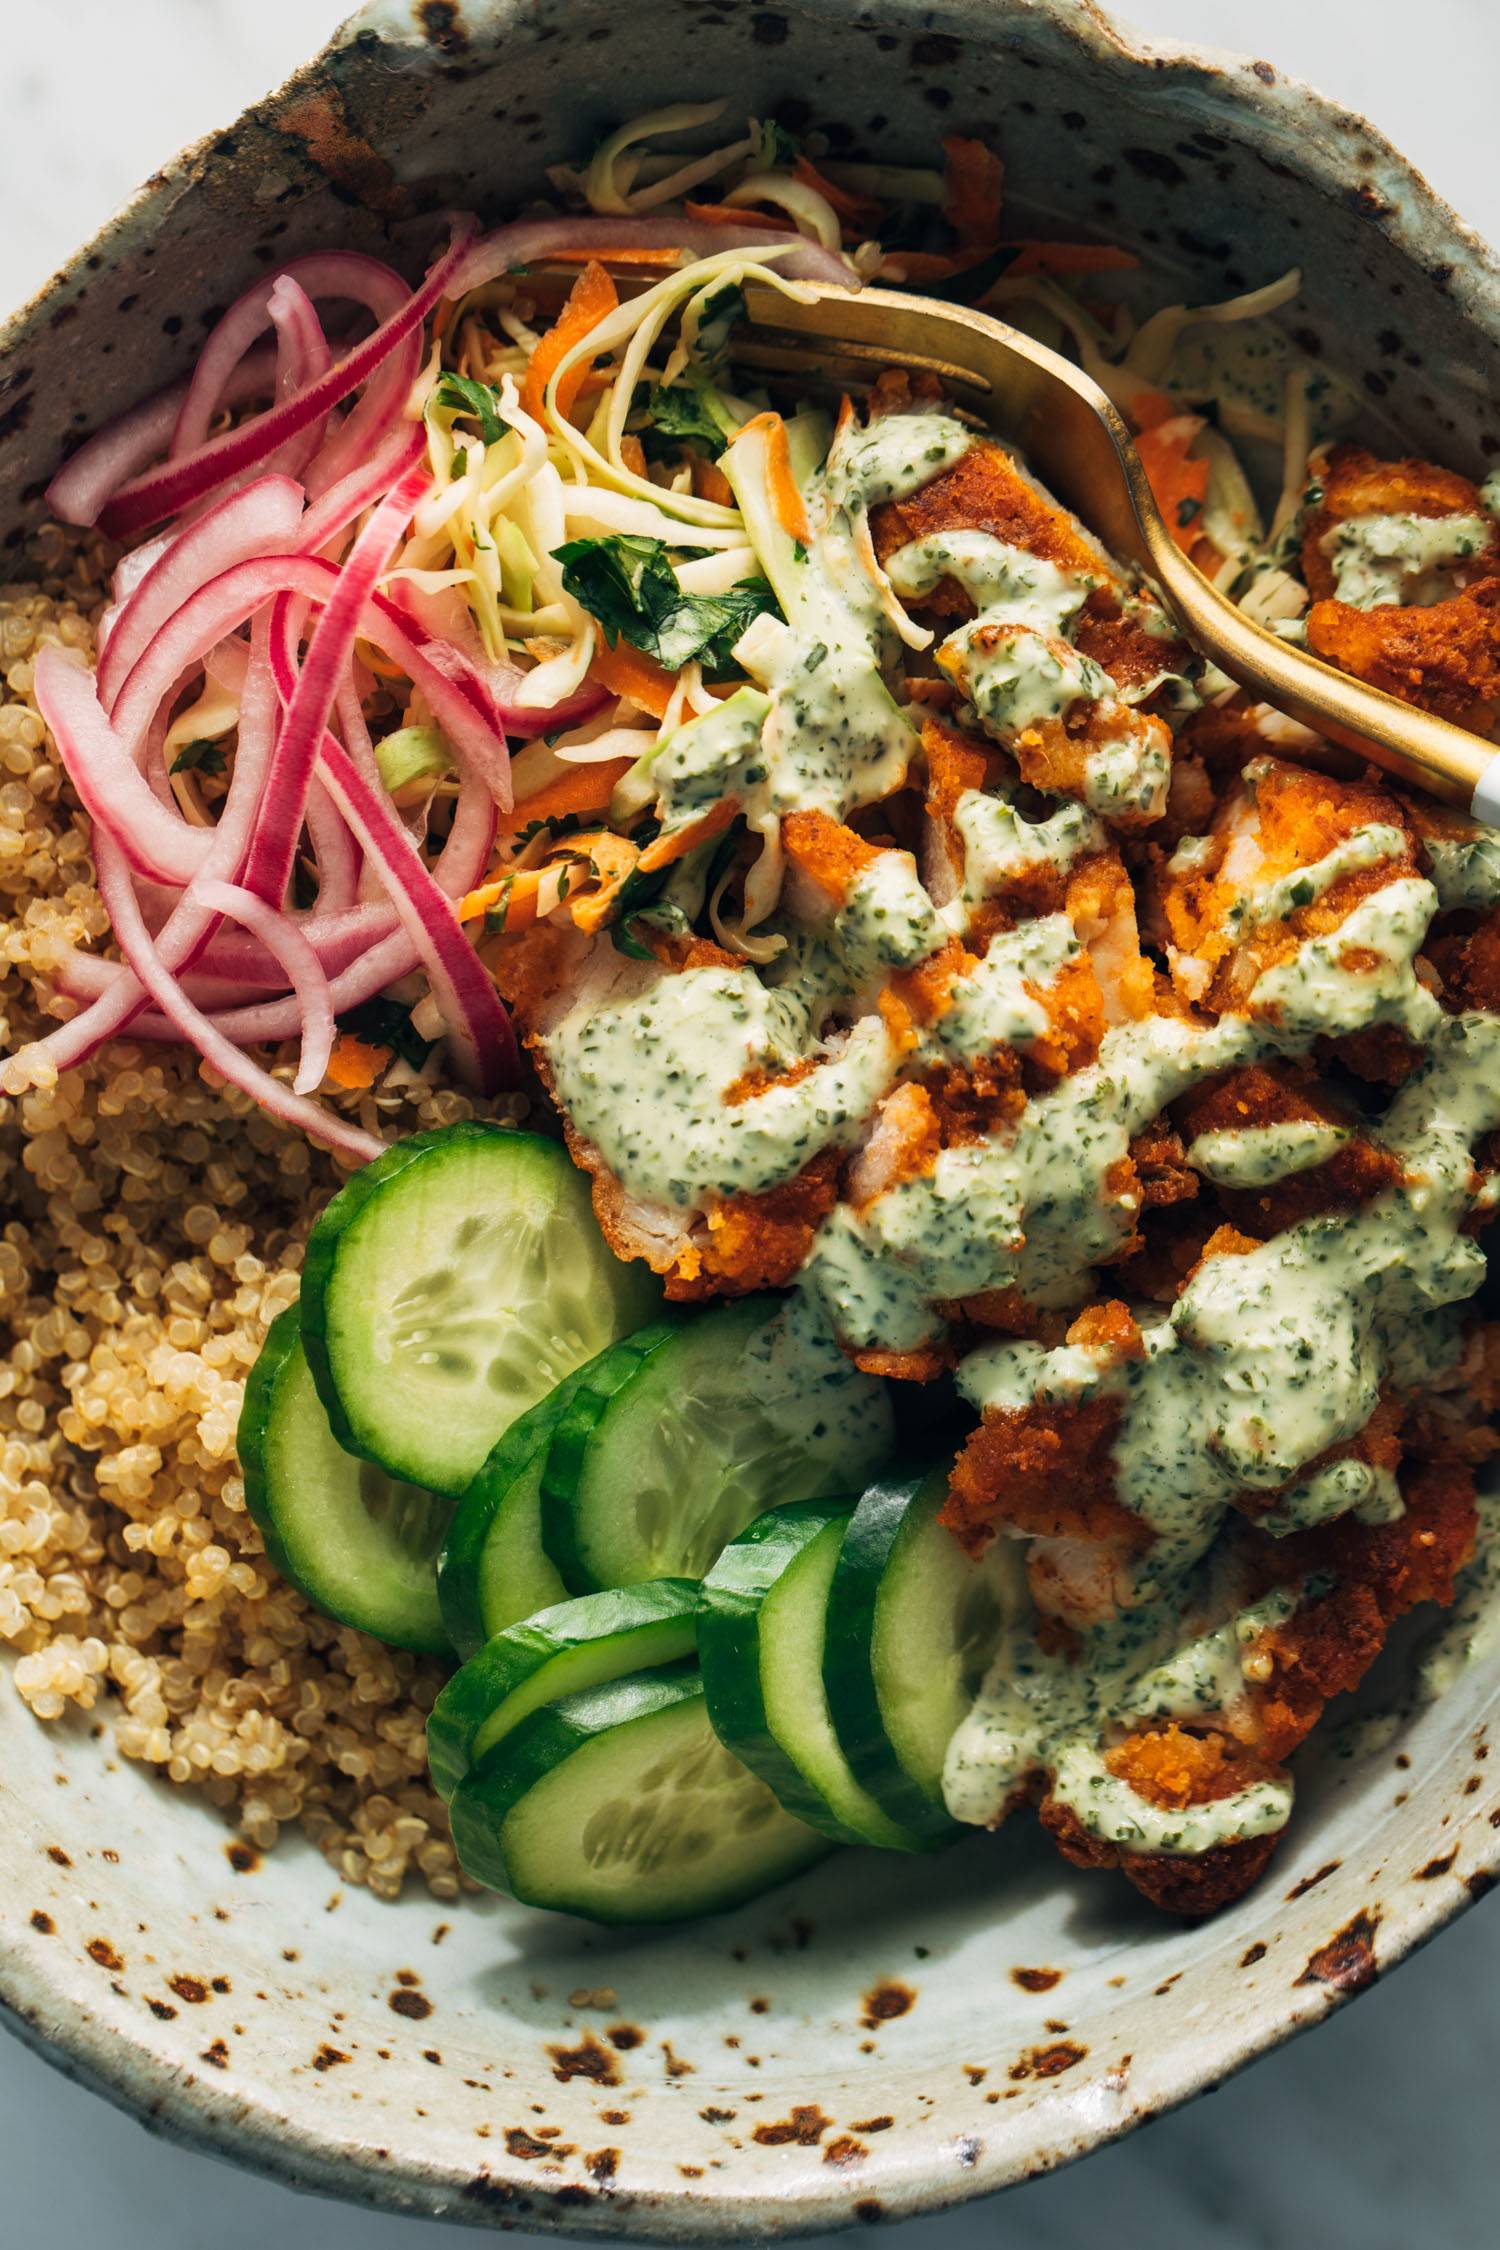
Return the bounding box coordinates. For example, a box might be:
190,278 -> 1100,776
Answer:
3,0 -> 1500,2234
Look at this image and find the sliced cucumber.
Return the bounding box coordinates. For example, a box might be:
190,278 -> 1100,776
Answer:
436,1377 -> 584,1662
698,1504 -> 926,1851
427,1579 -> 700,1800
239,1307 -> 453,1654
448,1664 -> 828,1921
301,1123 -> 659,1498
542,1296 -> 894,1591
823,1461 -> 1027,1841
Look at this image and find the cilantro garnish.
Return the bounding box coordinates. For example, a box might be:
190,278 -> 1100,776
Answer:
554,534 -> 779,674
435,372 -> 510,447
170,739 -> 226,777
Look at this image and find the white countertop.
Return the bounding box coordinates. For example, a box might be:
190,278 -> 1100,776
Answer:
3,4 -> 1497,2245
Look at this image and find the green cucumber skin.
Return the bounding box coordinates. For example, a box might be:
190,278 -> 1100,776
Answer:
300,1119 -> 513,1466
449,1665 -> 827,1921
238,1307 -> 451,1656
427,1579 -> 701,1800
823,1466 -> 958,1844
539,1319 -> 688,1591
447,1671 -> 704,1897
697,1504 -> 863,1843
437,1374 -> 586,1660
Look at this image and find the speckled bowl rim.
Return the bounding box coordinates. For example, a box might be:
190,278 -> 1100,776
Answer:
2,0 -> 1499,2235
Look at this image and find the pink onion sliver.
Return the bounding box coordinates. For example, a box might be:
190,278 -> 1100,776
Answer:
317,739 -> 516,1092
98,226 -> 474,542
87,780 -> 494,1045
96,475 -> 304,711
449,213 -> 859,297
169,251 -> 410,462
297,421 -> 427,556
192,877 -> 336,1095
303,778 -> 360,915
52,953 -> 270,1012
99,929 -> 422,1048
240,463 -> 429,908
32,632 -> 283,1076
109,553 -> 511,809
305,332 -> 423,502
93,834 -> 382,1164
263,279 -> 335,482
34,647 -> 211,887
45,343 -> 282,528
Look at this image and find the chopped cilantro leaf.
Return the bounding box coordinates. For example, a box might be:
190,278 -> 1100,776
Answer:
336,996 -> 433,1072
169,739 -> 226,777
435,372 -> 510,447
554,534 -> 779,674
642,380 -> 732,460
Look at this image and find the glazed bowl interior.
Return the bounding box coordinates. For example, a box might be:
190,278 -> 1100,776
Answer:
3,0 -> 1500,2236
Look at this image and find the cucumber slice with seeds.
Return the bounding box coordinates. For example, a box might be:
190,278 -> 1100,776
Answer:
698,1504 -> 926,1851
449,1665 -> 828,1921
436,1377 -> 585,1661
301,1123 -> 659,1498
542,1296 -> 894,1591
823,1461 -> 1027,1841
239,1308 -> 453,1654
427,1578 -> 700,1799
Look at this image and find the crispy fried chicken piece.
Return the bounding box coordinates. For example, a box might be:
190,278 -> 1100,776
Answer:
1039,1788 -> 1283,1916
1301,443 -> 1498,603
942,1302 -> 1148,1555
1243,1451 -> 1477,1762
1153,754 -> 1422,1020
1175,1060 -> 1402,1233
1300,444 -> 1500,730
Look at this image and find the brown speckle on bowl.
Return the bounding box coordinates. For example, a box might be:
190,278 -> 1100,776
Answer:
1286,1860 -> 1342,1900
546,2034 -> 620,2087
389,1988 -> 432,2021
1418,1848 -> 1459,1880
752,2106 -> 832,2148
1010,1965 -> 1063,1993
85,1938 -> 124,1973
860,1980 -> 915,2030
1296,1910 -> 1382,1994
1009,2042 -> 1086,2081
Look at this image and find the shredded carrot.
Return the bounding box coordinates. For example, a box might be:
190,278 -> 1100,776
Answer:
730,412 -> 811,543
620,433 -> 648,479
942,136 -> 1004,246
1129,388 -> 1179,432
539,246 -> 684,268
523,260 -> 620,425
500,756 -> 636,837
794,155 -> 882,232
690,454 -> 734,507
588,635 -> 676,720
1134,414 -> 1211,552
636,796 -> 739,873
324,1035 -> 388,1091
461,868 -> 545,929
1001,240 -> 1140,281
683,199 -> 785,232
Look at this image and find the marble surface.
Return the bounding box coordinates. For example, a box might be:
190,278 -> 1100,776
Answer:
2,3 -> 1498,2245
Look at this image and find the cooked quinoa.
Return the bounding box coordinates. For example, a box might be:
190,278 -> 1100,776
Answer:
0,526 -> 529,1899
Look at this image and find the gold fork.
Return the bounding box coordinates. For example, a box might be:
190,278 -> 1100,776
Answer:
734,277 -> 1500,823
